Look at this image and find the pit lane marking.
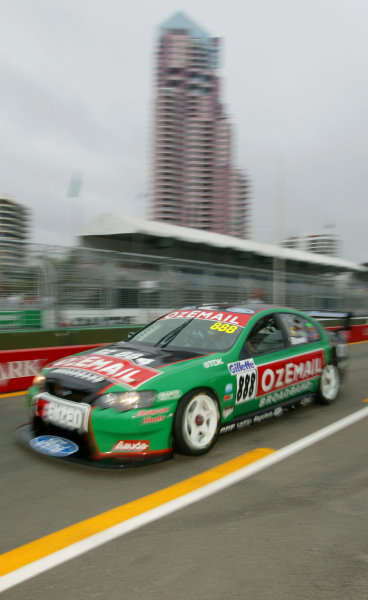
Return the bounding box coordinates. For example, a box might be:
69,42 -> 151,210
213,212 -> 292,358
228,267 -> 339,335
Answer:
2,403 -> 368,592
0,391 -> 26,398
0,447 -> 273,589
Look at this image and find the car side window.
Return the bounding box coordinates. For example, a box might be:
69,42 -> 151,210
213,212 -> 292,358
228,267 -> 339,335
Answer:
242,315 -> 287,357
279,313 -> 321,345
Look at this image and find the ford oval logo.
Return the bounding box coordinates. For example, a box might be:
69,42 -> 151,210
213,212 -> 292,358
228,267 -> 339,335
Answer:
29,435 -> 79,457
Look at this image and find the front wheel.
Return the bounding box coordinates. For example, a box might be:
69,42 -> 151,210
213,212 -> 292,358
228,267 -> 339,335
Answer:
173,390 -> 220,456
316,364 -> 340,404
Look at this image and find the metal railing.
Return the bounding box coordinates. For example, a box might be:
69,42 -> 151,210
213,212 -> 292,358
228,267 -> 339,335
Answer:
0,243 -> 366,329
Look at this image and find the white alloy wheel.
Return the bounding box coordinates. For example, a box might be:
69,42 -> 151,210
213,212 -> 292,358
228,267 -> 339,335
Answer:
173,391 -> 220,455
182,393 -> 219,450
318,364 -> 340,403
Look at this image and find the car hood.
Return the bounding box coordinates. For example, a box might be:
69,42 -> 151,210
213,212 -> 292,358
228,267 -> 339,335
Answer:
45,342 -> 212,393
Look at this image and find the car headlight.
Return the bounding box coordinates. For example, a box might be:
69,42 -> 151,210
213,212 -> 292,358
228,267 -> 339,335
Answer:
95,390 -> 156,413
32,374 -> 46,391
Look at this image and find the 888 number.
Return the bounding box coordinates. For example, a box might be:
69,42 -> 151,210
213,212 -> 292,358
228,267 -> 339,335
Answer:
236,370 -> 257,403
210,322 -> 238,334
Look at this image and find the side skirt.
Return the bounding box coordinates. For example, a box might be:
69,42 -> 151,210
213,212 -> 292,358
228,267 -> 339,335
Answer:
220,394 -> 315,435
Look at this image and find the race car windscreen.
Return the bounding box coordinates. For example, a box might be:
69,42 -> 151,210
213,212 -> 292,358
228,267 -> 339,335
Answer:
130,317 -> 243,352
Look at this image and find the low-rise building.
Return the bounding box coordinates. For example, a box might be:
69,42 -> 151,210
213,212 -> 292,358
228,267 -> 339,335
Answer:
282,233 -> 341,257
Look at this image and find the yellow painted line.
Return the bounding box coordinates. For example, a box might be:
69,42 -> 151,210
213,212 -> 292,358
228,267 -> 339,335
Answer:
0,390 -> 27,398
3,405 -> 368,594
0,447 -> 274,576
349,339 -> 368,345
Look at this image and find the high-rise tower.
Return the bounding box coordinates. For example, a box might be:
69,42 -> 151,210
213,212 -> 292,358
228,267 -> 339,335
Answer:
151,12 -> 250,238
0,196 -> 30,272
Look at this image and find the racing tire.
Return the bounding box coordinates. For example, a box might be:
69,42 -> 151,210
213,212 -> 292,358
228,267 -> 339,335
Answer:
173,389 -> 221,456
316,364 -> 340,405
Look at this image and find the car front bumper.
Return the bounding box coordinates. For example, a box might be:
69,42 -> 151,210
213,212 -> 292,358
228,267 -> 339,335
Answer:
16,422 -> 173,469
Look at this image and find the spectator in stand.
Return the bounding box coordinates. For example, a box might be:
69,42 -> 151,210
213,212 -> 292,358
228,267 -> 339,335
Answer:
247,288 -> 266,308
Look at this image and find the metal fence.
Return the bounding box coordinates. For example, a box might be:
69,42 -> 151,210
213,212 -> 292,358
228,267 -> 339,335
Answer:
0,244 -> 367,330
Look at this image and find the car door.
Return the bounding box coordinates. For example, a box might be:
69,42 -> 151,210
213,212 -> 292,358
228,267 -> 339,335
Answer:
232,312 -> 289,418
274,312 -> 325,401
232,311 -> 325,418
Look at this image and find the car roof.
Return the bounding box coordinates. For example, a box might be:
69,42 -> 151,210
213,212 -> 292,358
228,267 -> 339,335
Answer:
180,302 -> 272,314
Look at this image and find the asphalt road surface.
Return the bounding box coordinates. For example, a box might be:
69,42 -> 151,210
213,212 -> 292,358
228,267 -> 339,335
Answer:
1,343 -> 367,599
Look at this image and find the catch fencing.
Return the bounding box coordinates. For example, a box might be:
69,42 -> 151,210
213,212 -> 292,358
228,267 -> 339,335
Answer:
0,244 -> 367,330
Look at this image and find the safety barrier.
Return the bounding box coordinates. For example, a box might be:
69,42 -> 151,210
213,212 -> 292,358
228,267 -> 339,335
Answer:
0,345 -> 104,394
1,244 -> 367,328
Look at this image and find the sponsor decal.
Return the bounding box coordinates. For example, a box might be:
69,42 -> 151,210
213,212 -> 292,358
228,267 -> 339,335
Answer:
137,407 -> 170,416
51,353 -> 161,388
220,423 -> 236,435
227,306 -> 255,314
228,359 -> 256,375
95,348 -> 155,366
47,402 -> 83,429
252,409 -> 282,424
258,380 -> 313,408
257,350 -> 324,396
137,406 -> 170,417
30,435 -> 79,457
112,440 -> 150,453
203,358 -> 224,368
222,406 -> 234,419
228,360 -> 258,405
230,350 -> 323,404
34,395 -> 90,432
162,310 -> 251,328
290,336 -> 308,345
157,390 -> 182,401
220,404 -> 300,436
225,383 -> 233,394
236,417 -> 252,429
142,416 -> 166,424
135,357 -> 156,366
0,359 -> 42,386
33,396 -> 47,418
223,393 -> 233,402
198,305 -> 219,310
50,368 -> 104,383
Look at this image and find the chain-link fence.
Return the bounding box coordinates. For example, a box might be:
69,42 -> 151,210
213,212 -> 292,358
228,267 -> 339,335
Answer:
0,244 -> 366,330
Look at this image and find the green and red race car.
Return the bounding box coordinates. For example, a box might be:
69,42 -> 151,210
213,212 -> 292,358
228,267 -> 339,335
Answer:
18,304 -> 348,467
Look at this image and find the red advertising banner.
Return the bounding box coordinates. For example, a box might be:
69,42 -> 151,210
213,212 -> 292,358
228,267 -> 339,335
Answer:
0,344 -> 103,394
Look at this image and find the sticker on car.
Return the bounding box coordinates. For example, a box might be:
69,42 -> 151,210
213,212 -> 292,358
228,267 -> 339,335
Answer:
30,435 -> 79,457
34,394 -> 90,432
228,359 -> 258,404
51,353 -> 162,388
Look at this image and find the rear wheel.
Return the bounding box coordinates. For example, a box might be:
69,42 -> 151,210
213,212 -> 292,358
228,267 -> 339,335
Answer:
316,364 -> 340,404
173,390 -> 220,456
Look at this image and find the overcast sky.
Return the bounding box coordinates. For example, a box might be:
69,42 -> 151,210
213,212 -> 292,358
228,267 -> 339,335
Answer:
1,0 -> 367,263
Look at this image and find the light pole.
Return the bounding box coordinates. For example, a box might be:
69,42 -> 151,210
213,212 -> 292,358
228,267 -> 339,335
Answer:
272,155 -> 286,305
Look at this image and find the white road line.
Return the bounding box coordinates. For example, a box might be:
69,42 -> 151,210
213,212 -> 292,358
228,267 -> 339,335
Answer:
1,405 -> 368,593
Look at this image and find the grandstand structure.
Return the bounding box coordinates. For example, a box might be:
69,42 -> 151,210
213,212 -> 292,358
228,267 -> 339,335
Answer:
79,214 -> 363,276
0,222 -> 365,330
